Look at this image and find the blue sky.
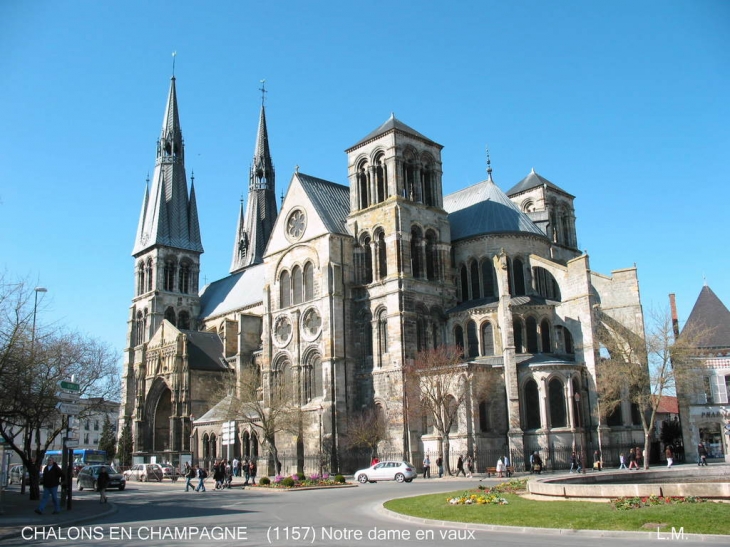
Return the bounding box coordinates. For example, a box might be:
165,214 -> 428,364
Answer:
1,1 -> 728,363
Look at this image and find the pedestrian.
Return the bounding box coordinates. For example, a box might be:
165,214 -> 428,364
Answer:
249,459 -> 257,485
232,457 -> 240,477
243,458 -> 250,486
422,455 -> 430,479
196,466 -> 207,492
35,457 -> 63,515
635,446 -> 643,469
496,457 -> 505,478
698,443 -> 708,466
570,451 -> 582,473
665,445 -> 674,468
97,466 -> 110,504
371,456 -> 379,466
628,448 -> 638,470
214,460 -> 225,489
593,449 -> 602,471
456,455 -> 466,477
436,455 -> 443,478
503,454 -> 511,477
466,455 -> 474,478
532,452 -> 543,474
185,465 -> 196,491
618,453 -> 627,470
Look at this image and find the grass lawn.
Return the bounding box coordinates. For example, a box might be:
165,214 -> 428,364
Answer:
383,490 -> 730,536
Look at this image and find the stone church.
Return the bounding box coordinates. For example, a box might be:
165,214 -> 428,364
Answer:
119,75 -> 646,471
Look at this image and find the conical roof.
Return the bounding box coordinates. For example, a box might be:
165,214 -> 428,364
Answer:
347,113 -> 441,150
444,178 -> 547,241
506,169 -> 573,198
682,285 -> 730,348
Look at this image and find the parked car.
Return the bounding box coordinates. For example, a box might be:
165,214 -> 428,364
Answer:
158,464 -> 180,482
77,465 -> 126,491
9,464 -> 29,485
123,463 -> 163,482
354,461 -> 417,483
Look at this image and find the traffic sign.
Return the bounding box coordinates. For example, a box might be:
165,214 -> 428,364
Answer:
56,402 -> 82,415
57,380 -> 80,392
65,439 -> 79,448
56,391 -> 80,402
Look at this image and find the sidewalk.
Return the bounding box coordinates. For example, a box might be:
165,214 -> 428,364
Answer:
0,489 -> 115,541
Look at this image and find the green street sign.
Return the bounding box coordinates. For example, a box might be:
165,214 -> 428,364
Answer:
58,380 -> 80,392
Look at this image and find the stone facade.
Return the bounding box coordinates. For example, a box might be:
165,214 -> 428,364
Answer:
119,78 -> 647,470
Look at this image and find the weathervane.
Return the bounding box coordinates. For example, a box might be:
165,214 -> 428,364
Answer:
486,146 -> 493,180
259,79 -> 267,106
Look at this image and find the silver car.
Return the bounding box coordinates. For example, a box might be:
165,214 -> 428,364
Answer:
355,461 -> 417,483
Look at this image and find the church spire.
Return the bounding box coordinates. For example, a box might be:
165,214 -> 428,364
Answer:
230,83 -> 278,273
133,75 -> 203,256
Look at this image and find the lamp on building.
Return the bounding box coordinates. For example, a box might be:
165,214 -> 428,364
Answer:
31,287 -> 47,350
574,392 -> 586,474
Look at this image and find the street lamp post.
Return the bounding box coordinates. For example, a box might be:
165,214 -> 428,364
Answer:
574,392 -> 586,474
318,405 -> 324,479
31,287 -> 47,350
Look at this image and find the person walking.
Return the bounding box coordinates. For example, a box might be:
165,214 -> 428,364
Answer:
532,452 -> 543,474
195,466 -> 207,492
496,457 -> 505,478
422,455 -> 431,479
35,457 -> 63,515
456,455 -> 466,477
698,443 -> 708,466
97,466 -> 110,504
665,445 -> 674,468
242,459 -> 250,486
570,451 -> 582,473
249,459 -> 257,485
628,448 -> 638,470
466,455 -> 474,478
185,465 -> 196,491
618,453 -> 627,470
436,455 -> 443,478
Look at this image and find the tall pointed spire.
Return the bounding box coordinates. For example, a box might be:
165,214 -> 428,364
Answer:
230,84 -> 278,272
133,75 -> 203,256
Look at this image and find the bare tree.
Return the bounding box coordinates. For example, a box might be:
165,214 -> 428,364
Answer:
404,345 -> 497,475
0,276 -> 120,499
341,407 -> 386,461
595,306 -> 709,469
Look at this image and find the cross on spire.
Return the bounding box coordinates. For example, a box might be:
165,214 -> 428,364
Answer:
259,79 -> 267,106
172,51 -> 177,77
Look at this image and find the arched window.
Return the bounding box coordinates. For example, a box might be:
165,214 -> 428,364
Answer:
481,259 -> 496,298
292,266 -> 303,305
416,315 -> 426,352
524,379 -> 541,429
410,227 -> 422,278
164,307 -> 176,326
179,261 -> 191,294
377,309 -> 388,360
447,395 -> 459,433
506,257 -> 514,295
526,316 -> 538,353
460,265 -> 469,302
163,259 -> 176,292
202,433 -> 210,460
312,355 -> 323,399
425,230 -> 437,280
279,271 -> 291,308
548,378 -> 567,427
533,267 -> 561,301
422,158 -> 435,207
377,232 -> 388,278
454,325 -> 464,354
467,320 -> 479,358
478,401 -> 490,432
209,433 -> 217,459
358,163 -> 369,210
275,360 -> 293,400
513,318 -> 524,354
135,311 -> 144,345
540,319 -> 551,353
470,260 -> 480,300
375,154 -> 387,203
137,262 -> 145,295
359,311 -> 373,361
145,259 -> 153,292
362,235 -> 373,284
304,262 -> 314,301
178,310 -> 190,330
480,321 -> 494,356
513,258 -> 526,296
564,328 -> 574,355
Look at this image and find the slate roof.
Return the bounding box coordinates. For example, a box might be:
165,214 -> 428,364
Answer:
506,169 -> 573,198
182,330 -> 228,371
194,394 -> 235,423
682,285 -> 730,348
348,114 -> 440,150
199,264 -> 266,319
296,172 -> 351,236
444,178 -> 547,241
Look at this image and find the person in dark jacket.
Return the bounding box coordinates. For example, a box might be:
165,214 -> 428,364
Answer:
35,457 -> 64,514
97,466 -> 110,503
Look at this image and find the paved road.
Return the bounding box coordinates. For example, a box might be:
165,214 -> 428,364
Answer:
3,478 -> 723,547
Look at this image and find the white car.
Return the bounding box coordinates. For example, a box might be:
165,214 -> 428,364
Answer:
354,461 -> 417,483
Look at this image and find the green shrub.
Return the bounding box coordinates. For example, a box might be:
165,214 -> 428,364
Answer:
296,472 -> 306,481
258,476 -> 271,485
282,477 -> 296,487
335,474 -> 346,483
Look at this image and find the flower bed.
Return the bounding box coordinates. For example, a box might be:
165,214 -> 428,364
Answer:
257,473 -> 348,489
445,479 -> 526,506
611,495 -> 707,511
